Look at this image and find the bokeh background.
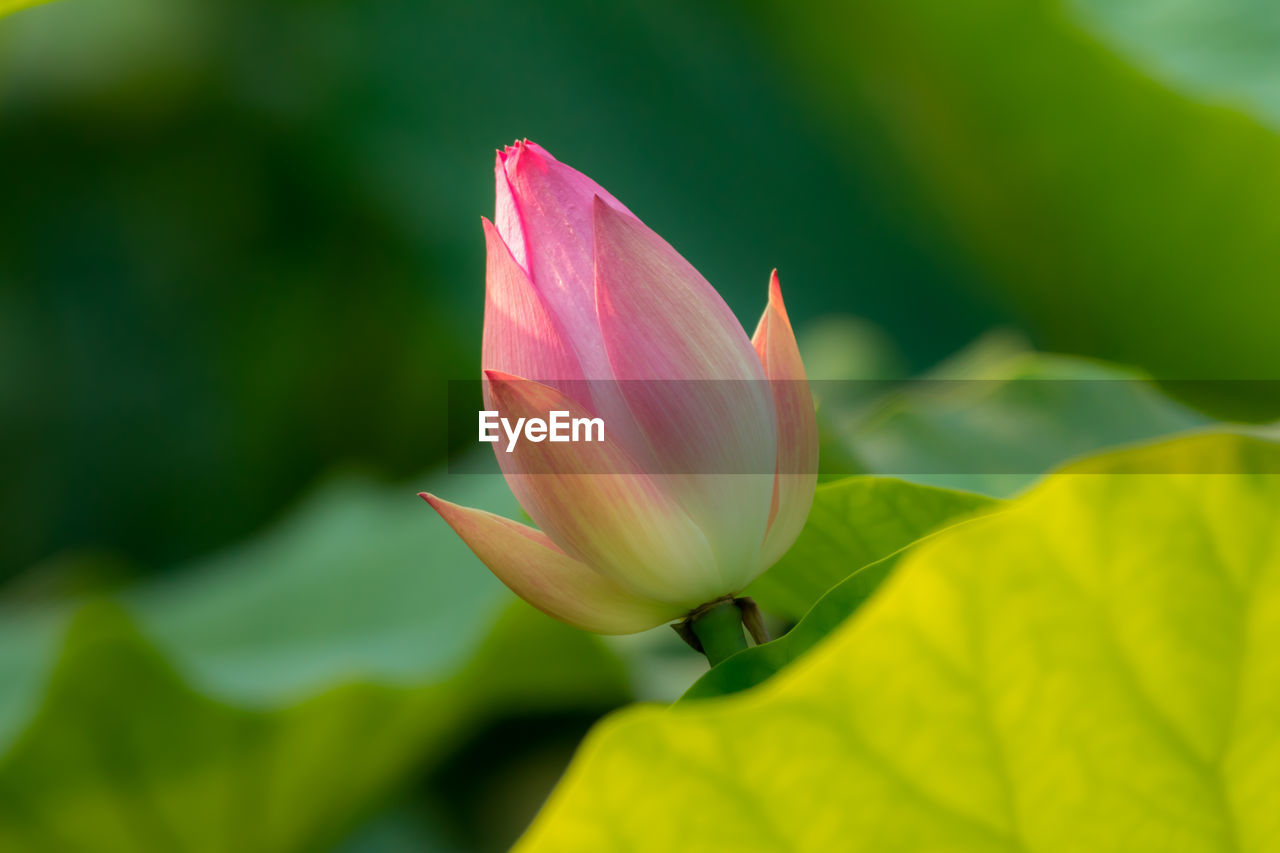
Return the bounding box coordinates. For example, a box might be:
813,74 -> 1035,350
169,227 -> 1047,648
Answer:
1,0 -> 1277,849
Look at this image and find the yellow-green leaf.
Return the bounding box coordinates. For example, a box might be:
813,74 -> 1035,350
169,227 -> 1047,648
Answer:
519,434 -> 1280,851
0,0 -> 51,18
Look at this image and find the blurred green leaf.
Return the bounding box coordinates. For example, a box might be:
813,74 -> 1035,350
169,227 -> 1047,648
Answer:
839,342 -> 1216,496
518,433 -> 1280,851
1070,0 -> 1280,131
746,476 -> 997,622
0,466 -> 629,852
122,471 -> 515,700
336,805 -> 461,853
753,0 -> 1280,415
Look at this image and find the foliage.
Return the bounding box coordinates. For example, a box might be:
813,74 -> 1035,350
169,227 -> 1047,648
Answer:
0,468 -> 627,851
0,0 -> 47,17
519,434 -> 1280,851
747,477 -> 998,622
749,0 -> 1280,418
827,338 -> 1215,496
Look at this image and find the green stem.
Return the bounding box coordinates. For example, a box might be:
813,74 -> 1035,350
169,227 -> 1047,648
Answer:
688,599 -> 748,667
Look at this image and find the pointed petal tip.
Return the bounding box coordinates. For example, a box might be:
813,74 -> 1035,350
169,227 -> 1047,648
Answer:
481,216 -> 527,293
421,492 -> 476,533
497,140 -> 525,179
767,269 -> 790,324
482,370 -> 545,409
419,492 -> 452,516
482,368 -> 525,385
589,193 -> 610,226
495,146 -> 516,174
589,192 -> 631,224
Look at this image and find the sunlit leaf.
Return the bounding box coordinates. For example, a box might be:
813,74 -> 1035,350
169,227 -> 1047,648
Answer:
0,0 -> 51,18
519,434 -> 1280,851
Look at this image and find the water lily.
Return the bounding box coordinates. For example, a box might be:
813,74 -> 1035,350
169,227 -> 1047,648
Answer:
422,141 -> 817,640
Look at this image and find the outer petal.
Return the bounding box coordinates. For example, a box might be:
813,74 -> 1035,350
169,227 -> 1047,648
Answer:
493,147 -> 529,273
752,271 -> 819,569
482,217 -> 584,390
420,494 -> 682,634
498,141 -> 633,379
484,370 -> 724,607
593,197 -> 776,591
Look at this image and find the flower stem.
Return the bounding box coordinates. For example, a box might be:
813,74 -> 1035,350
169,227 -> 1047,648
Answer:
688,599 -> 748,667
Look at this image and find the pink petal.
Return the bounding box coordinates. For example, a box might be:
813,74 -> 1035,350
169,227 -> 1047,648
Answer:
493,148 -> 529,273
592,197 -> 777,590
482,217 -> 585,389
498,141 -> 633,380
751,271 -> 819,568
484,369 -> 726,607
421,493 -> 683,634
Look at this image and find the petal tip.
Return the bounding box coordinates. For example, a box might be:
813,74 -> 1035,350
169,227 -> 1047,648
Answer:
495,143 -> 524,176
767,270 -> 790,324
590,192 -> 629,224
482,368 -> 523,384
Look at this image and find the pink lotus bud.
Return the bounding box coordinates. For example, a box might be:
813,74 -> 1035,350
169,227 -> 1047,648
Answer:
421,141 -> 817,634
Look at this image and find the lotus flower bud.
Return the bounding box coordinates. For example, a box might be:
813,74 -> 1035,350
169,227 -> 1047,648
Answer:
421,141 -> 817,634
